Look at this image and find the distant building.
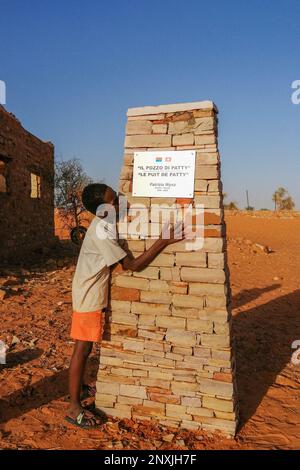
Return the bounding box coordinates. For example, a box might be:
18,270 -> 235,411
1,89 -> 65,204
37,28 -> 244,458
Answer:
0,105 -> 54,262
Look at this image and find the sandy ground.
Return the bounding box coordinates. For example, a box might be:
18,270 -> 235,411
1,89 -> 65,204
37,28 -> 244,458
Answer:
0,212 -> 300,450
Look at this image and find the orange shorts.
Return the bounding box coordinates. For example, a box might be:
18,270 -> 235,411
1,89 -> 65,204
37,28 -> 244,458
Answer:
70,310 -> 104,342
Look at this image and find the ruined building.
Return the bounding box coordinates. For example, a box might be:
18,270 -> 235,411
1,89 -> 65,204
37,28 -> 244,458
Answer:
0,106 -> 54,262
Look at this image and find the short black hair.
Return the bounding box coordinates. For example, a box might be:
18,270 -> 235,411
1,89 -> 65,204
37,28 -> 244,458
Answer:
81,183 -> 108,215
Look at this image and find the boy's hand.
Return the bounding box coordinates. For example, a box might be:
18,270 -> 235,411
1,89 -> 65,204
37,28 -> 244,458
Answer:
160,221 -> 185,246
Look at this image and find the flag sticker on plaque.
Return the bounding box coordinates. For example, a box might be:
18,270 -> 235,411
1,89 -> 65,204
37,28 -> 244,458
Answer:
132,150 -> 196,198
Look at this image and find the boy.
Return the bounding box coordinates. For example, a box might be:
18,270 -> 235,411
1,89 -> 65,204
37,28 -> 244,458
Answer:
66,183 -> 183,428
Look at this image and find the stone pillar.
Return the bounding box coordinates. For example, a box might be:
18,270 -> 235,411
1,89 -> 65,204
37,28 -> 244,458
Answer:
95,101 -> 238,436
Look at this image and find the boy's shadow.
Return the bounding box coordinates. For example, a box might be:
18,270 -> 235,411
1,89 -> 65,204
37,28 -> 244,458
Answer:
0,354 -> 100,425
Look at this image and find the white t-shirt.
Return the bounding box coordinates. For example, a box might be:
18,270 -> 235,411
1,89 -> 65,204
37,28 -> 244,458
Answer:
72,217 -> 127,312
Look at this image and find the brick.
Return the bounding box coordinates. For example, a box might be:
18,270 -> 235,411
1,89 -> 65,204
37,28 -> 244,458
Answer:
169,282 -> 188,294
116,275 -> 149,290
123,153 -> 134,165
173,346 -> 193,355
97,373 -> 136,384
149,280 -> 170,292
127,101 -> 215,116
187,406 -> 214,417
144,355 -> 174,367
206,295 -> 227,308
110,300 -> 131,313
138,329 -> 165,340
100,406 -> 132,419
128,113 -> 165,120
149,393 -> 180,404
193,109 -> 215,117
138,314 -> 156,326
194,134 -> 216,145
200,334 -> 230,348
175,252 -> 206,267
194,195 -> 221,209
214,410 -> 236,420
126,120 -> 152,135
189,282 -> 226,296
140,291 -> 172,304
132,302 -> 170,315
208,180 -> 221,192
166,329 -> 196,347
132,370 -> 148,377
100,356 -> 124,367
198,378 -> 234,398
156,316 -> 186,329
96,381 -> 120,395
181,267 -> 225,283
186,318 -> 213,333
120,384 -> 147,399
144,341 -> 164,351
111,367 -> 133,376
152,123 -> 168,134
171,306 -> 207,319
196,151 -> 219,165
208,253 -> 225,269
193,346 -> 211,358
111,286 -> 140,301
202,396 -> 234,412
126,240 -> 145,252
203,237 -> 224,252
127,197 -> 151,210
181,420 -> 201,430
95,393 -> 117,406
166,403 -> 187,417
123,339 -> 145,352
195,417 -> 236,435
213,372 -> 232,383
111,312 -> 137,325
212,349 -> 231,361
169,117 -> 215,135
148,370 -> 174,380
125,134 -> 172,148
181,397 -> 202,407
195,165 -> 219,179
172,133 -> 194,146
120,165 -> 133,180
133,404 -> 166,417
118,395 -> 143,405
172,293 -> 204,309
109,324 -> 137,337
133,267 -> 160,279
171,381 -> 199,393
194,179 -> 208,192
160,267 -> 181,281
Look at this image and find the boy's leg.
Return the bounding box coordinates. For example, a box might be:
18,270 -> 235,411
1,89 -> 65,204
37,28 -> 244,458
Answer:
67,340 -> 99,423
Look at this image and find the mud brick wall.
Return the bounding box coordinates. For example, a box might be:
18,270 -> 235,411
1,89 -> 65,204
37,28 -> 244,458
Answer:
0,106 -> 54,262
96,101 -> 238,436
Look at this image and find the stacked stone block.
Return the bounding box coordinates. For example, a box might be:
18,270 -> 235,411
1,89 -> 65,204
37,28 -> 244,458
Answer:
95,101 -> 238,436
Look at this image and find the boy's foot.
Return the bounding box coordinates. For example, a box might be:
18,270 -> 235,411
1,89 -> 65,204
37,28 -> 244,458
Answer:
65,406 -> 102,429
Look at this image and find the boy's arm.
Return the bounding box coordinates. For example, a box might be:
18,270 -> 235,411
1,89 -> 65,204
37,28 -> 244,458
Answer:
122,222 -> 183,272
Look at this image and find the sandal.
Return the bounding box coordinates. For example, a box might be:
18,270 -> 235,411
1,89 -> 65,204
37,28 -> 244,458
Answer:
64,410 -> 101,429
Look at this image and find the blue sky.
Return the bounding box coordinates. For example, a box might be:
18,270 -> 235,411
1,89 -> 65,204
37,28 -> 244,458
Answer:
1,0 -> 299,209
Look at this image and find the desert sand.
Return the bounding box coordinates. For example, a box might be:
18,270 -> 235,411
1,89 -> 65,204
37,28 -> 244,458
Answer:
0,212 -> 300,450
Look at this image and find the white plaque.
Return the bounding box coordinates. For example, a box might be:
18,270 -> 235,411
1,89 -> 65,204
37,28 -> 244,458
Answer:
132,151 -> 195,198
